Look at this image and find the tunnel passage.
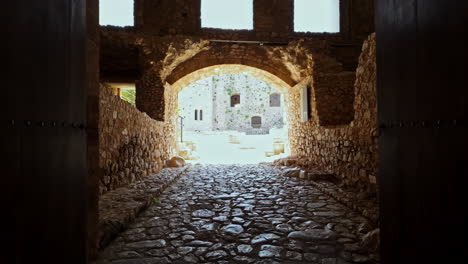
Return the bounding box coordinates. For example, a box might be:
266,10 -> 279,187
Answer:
175,68 -> 291,164
98,33 -> 375,195
136,42 -> 299,123
96,31 -> 378,260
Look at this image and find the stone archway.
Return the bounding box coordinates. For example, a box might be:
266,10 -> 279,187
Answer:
135,39 -> 355,128
132,38 -> 360,171
170,64 -> 292,94
165,44 -> 298,88
134,40 -> 314,122
166,63 -> 295,157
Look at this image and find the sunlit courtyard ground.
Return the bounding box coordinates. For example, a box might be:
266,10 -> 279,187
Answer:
178,129 -> 290,164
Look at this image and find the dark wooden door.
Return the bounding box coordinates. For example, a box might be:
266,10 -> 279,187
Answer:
376,1 -> 468,263
3,0 -> 88,263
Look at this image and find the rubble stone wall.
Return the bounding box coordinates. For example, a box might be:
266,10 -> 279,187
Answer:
99,0 -> 377,194
178,74 -> 285,133
314,72 -> 356,126
137,38 -> 329,122
99,84 -> 176,194
100,0 -> 375,83
289,34 -> 377,193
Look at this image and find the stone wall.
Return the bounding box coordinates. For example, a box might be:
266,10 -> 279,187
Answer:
314,72 -> 356,126
216,75 -> 284,133
100,31 -> 376,194
178,77 -> 214,131
289,34 -> 377,194
136,38 -> 329,122
130,0 -> 374,70
179,74 -> 285,134
99,84 -> 176,194
100,0 -> 375,84
98,0 -> 377,194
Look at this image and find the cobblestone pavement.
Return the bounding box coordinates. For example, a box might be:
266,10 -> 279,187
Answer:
95,164 -> 379,264
98,166 -> 189,250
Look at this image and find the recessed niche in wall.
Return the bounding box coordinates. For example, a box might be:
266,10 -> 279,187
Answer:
294,0 -> 340,33
231,94 -> 241,107
251,116 -> 262,128
201,0 -> 253,30
270,94 -> 281,107
100,0 -> 134,27
301,86 -> 309,122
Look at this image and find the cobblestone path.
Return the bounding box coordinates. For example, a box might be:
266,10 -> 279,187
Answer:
96,164 -> 378,264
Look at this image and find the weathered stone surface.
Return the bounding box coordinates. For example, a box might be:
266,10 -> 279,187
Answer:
221,224 -> 244,235
146,248 -> 169,257
176,246 -> 194,255
251,233 -> 281,244
205,250 -> 228,260
237,244 -> 253,255
361,228 -> 380,252
99,84 -> 176,195
214,194 -> 236,200
96,164 -> 379,264
287,34 -> 378,199
98,166 -> 188,250
275,224 -> 290,233
283,168 -> 301,178
233,217 -> 245,224
313,211 -> 344,217
307,202 -> 327,209
125,239 -> 166,249
167,156 -> 185,168
304,252 -> 320,262
273,157 -> 298,167
192,209 -> 214,218
116,251 -> 142,259
286,251 -> 303,261
96,11 -> 378,262
288,229 -> 336,241
100,30 -> 377,196
213,215 -> 228,222
110,258 -> 169,264
233,255 -> 255,263
259,245 -> 283,258
187,240 -> 213,247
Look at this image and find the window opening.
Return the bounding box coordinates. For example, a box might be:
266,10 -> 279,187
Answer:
294,0 -> 340,33
251,116 -> 262,128
270,93 -> 281,107
100,0 -> 134,27
201,0 -> 253,30
231,94 -> 241,107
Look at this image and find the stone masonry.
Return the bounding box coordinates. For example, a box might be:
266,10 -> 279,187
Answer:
96,1 -> 378,257
99,84 -> 177,194
93,0 -> 378,260
178,74 -> 284,134
95,164 -> 379,264
100,34 -> 376,194
289,34 -> 377,193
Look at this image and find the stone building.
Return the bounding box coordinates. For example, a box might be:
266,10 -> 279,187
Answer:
179,74 -> 285,134
5,1 -> 468,264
